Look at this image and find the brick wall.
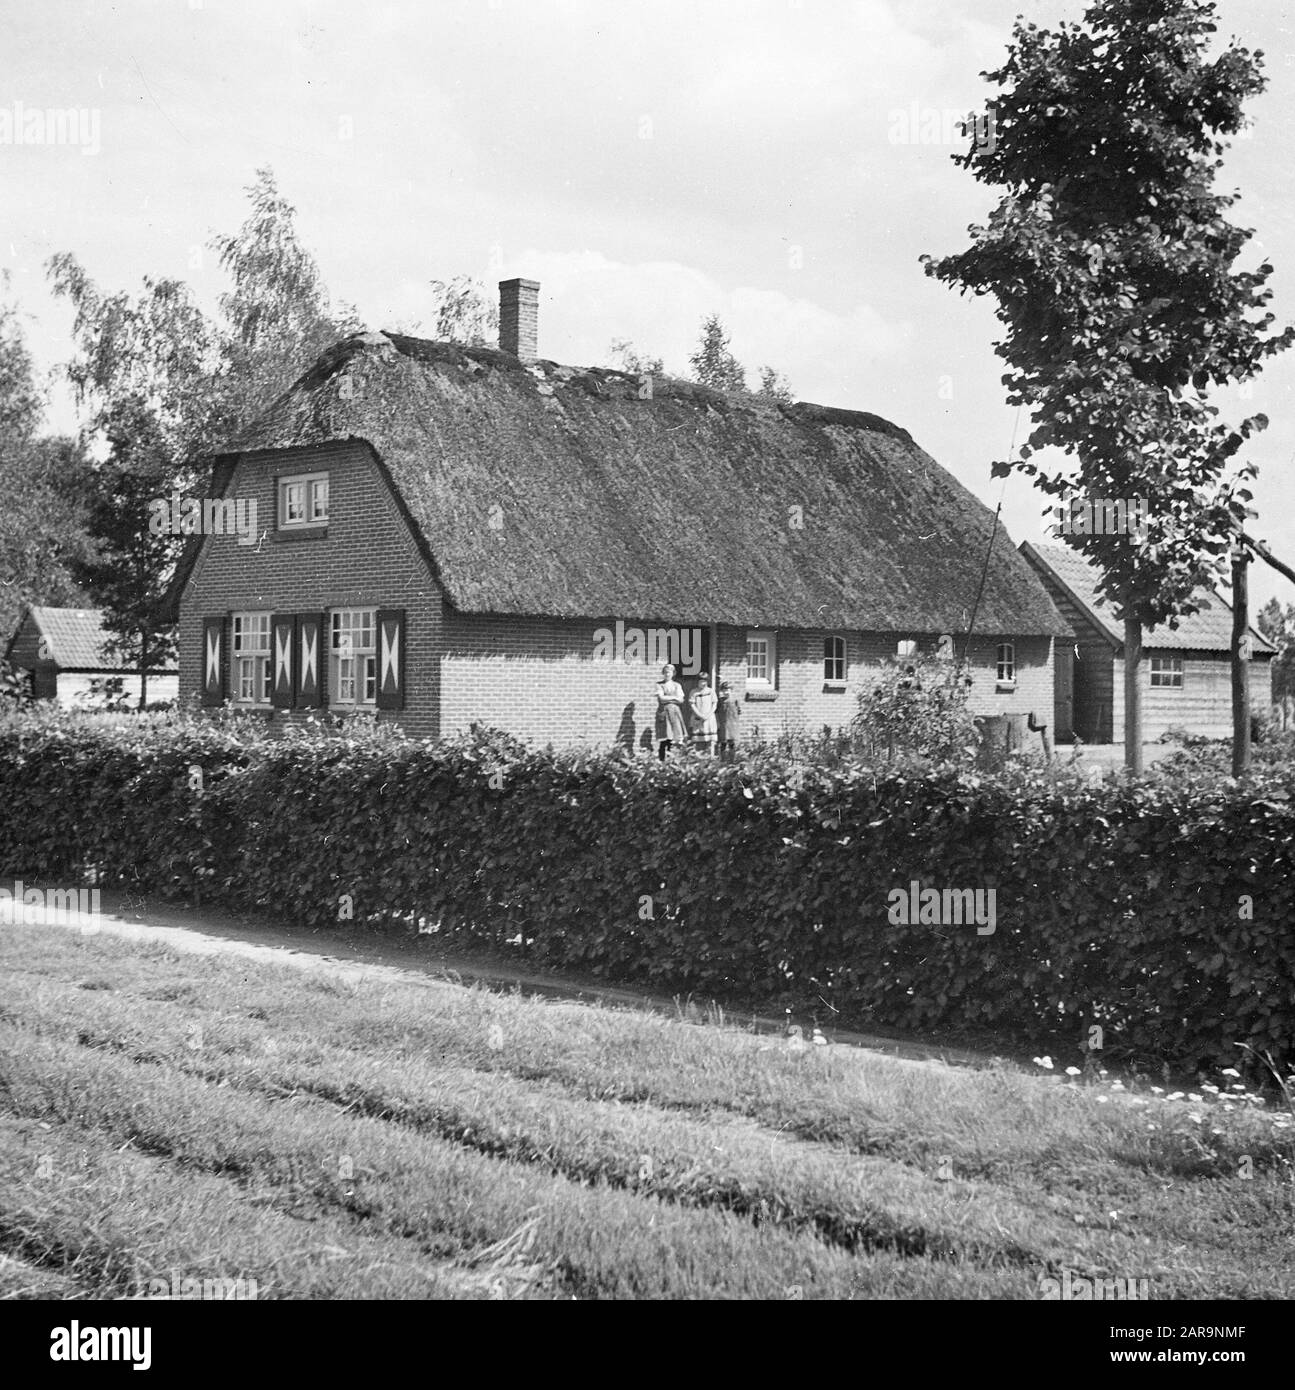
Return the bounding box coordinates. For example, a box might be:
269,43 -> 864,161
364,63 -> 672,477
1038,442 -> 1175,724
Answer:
440,613 -> 1056,750
181,439 -> 1057,750
179,441 -> 443,740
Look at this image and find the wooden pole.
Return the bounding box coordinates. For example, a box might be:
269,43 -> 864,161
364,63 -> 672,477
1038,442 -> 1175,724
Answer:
1124,617 -> 1143,774
1232,547 -> 1251,777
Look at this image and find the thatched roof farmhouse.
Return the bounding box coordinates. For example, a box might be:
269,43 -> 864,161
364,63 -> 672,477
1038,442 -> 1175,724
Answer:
166,279 -> 1069,747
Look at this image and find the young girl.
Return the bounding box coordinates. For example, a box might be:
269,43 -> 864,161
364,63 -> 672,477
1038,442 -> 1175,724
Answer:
717,680 -> 741,758
688,671 -> 718,754
654,664 -> 688,760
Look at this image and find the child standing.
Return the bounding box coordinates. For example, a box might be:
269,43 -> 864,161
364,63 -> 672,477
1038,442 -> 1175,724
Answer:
688,671 -> 718,754
716,680 -> 741,759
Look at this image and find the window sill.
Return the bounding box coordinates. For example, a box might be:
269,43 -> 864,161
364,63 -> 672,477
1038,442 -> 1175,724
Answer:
744,687 -> 778,702
276,526 -> 329,542
823,680 -> 847,693
995,682 -> 1017,693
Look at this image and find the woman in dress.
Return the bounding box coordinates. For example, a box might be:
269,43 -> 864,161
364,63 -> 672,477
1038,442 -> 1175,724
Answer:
688,671 -> 718,754
655,663 -> 688,760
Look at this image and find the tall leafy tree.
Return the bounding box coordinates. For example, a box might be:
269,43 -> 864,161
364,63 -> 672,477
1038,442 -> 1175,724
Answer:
757,365 -> 794,404
922,0 -> 1293,769
70,399 -> 180,708
689,314 -> 748,392
46,167 -> 356,691
428,275 -> 498,346
212,167 -> 359,427
608,337 -> 664,376
1256,597 -> 1295,708
0,278 -> 92,642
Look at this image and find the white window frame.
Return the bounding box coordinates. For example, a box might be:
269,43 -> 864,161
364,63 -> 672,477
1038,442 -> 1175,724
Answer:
232,612 -> 271,706
279,471 -> 330,529
1149,654 -> 1184,689
824,635 -> 847,685
745,631 -> 777,688
996,641 -> 1016,688
330,608 -> 377,708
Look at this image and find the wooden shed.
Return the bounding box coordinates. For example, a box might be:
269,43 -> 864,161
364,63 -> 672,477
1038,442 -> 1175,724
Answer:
1020,543 -> 1274,743
3,606 -> 178,706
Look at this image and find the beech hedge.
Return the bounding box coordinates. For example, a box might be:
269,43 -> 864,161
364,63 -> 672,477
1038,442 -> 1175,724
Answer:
2,711 -> 1292,1071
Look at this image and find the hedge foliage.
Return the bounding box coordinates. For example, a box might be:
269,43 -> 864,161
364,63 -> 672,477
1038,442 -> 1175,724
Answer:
2,709 -> 1293,1071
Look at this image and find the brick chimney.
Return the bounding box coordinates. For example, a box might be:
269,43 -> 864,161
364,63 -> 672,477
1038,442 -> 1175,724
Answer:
498,278 -> 539,361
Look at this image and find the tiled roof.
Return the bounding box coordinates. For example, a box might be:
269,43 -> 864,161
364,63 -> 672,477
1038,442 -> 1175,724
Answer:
17,608 -> 177,672
1021,545 -> 1275,653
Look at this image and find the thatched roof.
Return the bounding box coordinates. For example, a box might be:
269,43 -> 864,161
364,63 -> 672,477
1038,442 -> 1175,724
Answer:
194,332 -> 1070,635
1021,543 -> 1275,654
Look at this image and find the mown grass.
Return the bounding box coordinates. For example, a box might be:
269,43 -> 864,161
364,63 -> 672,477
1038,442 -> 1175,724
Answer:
1,923 -> 1292,1299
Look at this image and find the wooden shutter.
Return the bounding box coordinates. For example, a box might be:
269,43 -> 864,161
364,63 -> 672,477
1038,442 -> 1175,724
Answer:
271,614 -> 296,708
376,609 -> 406,710
296,613 -> 326,708
201,616 -> 226,706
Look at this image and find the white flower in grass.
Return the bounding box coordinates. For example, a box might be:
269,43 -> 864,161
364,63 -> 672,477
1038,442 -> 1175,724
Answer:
1188,1093 -> 1203,1103
1096,1095 -> 1109,1103
1165,1092 -> 1184,1101
1065,1066 -> 1082,1077
1110,1080 -> 1124,1090
1202,1084 -> 1220,1094
1221,1068 -> 1240,1078
1150,1086 -> 1164,1094
1229,1083 -> 1247,1092
1033,1056 -> 1053,1070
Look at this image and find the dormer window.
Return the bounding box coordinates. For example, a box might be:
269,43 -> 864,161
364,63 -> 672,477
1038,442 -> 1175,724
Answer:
279,472 -> 329,529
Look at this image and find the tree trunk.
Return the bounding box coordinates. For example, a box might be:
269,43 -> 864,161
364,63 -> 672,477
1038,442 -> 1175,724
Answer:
1123,616 -> 1143,773
1232,549 -> 1251,777
139,628 -> 149,711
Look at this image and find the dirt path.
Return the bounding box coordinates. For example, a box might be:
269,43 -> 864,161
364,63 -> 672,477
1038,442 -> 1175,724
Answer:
5,886 -> 1001,1070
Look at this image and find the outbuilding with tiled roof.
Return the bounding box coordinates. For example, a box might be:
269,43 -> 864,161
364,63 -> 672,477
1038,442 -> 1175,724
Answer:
1020,543 -> 1274,743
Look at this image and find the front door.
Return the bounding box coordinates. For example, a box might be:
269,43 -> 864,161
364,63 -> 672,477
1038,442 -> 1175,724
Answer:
675,626 -> 713,726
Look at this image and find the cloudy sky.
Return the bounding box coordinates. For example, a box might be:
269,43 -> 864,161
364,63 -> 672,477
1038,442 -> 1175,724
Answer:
7,0 -> 1295,607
